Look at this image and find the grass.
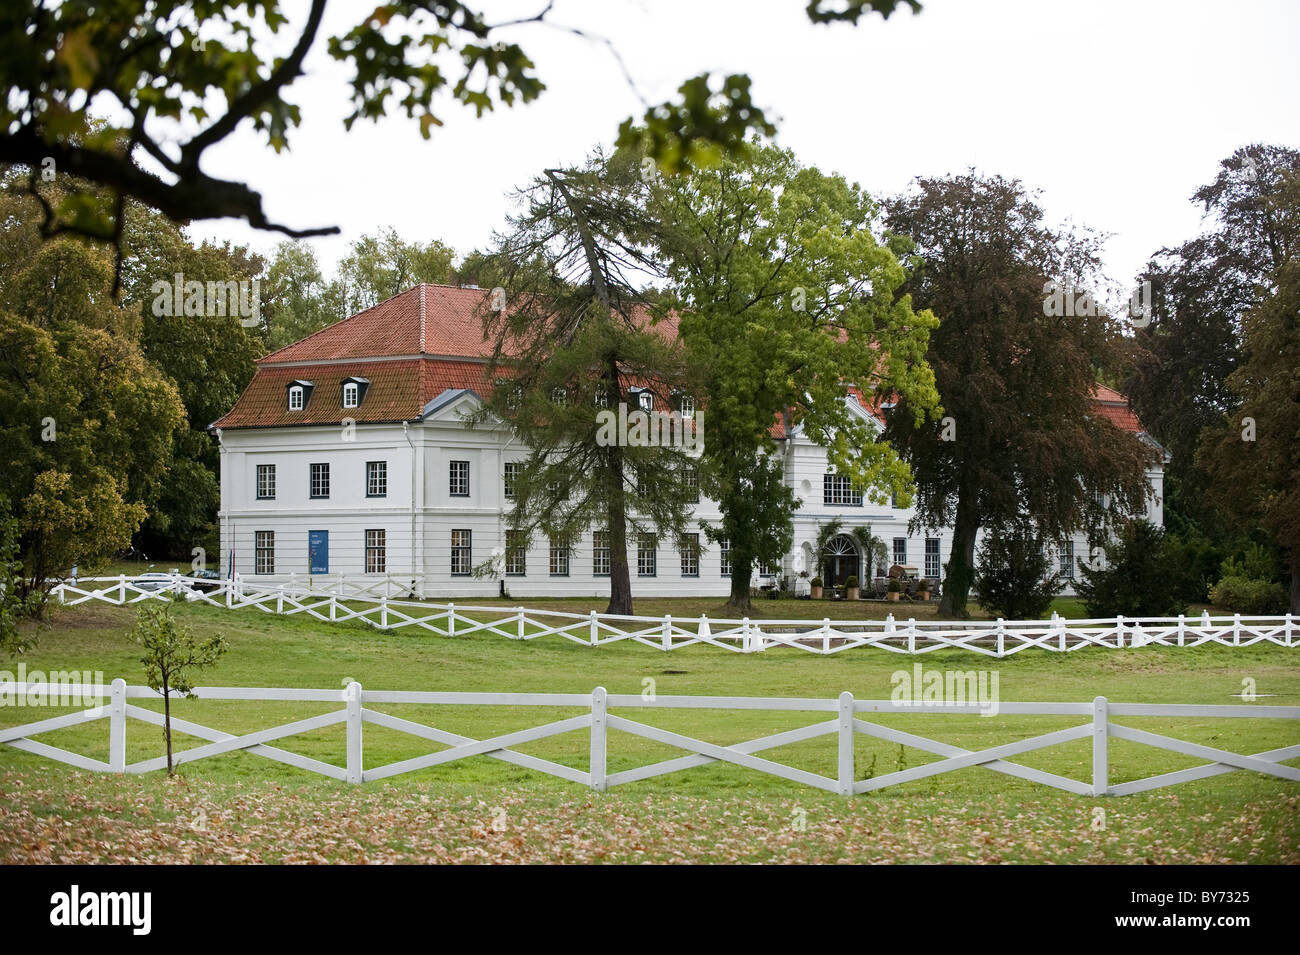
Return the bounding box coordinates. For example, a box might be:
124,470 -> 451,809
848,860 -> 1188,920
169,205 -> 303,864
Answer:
1,596 -> 1296,863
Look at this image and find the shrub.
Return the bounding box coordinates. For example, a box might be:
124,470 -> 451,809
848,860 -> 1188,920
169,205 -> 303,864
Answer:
1076,519 -> 1183,617
810,576 -> 823,588
1210,575 -> 1288,614
973,521 -> 1063,620
845,575 -> 859,589
887,579 -> 901,593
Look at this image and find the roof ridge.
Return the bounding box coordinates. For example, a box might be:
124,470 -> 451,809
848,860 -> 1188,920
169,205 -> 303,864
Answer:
257,285 -> 425,363
419,284 -> 427,354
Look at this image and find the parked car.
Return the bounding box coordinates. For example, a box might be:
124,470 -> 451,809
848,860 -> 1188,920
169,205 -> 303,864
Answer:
190,569 -> 223,593
131,572 -> 176,592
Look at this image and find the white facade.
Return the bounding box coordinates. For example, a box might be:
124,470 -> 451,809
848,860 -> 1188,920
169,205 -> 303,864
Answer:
216,390 -> 1165,599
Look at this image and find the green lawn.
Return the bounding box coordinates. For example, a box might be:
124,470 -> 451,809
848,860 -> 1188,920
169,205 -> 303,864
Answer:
1,597 -> 1296,863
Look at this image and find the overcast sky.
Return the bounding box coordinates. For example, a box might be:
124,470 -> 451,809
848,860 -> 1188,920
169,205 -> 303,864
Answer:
189,0 -> 1300,290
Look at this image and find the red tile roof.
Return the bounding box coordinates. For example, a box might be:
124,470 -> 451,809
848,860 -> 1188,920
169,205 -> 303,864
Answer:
216,284 -> 1148,437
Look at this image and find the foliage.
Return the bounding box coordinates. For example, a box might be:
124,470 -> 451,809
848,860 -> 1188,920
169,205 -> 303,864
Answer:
0,498 -> 40,655
1,1 -> 918,247
474,150 -> 694,614
972,522 -> 1064,620
658,141 -> 939,609
0,232 -> 185,608
883,172 -> 1154,618
133,602 -> 227,775
700,452 -> 796,611
1075,520 -> 1183,618
1209,576 -> 1288,614
335,228 -> 457,313
1198,208 -> 1300,613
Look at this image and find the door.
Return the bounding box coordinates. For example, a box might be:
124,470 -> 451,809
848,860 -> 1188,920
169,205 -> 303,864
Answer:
822,534 -> 860,588
308,530 -> 329,574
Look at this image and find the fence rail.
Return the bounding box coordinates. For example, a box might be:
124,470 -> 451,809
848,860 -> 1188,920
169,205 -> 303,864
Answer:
51,574 -> 1297,656
2,680 -> 1297,796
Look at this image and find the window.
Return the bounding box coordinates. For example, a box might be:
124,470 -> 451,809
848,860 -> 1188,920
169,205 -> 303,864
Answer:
450,530 -> 472,576
925,538 -> 940,579
310,463 -> 330,499
720,538 -> 731,576
288,386 -> 304,411
757,562 -> 775,577
637,534 -> 657,577
343,382 -> 359,408
592,531 -> 611,576
366,461 -> 387,498
549,474 -> 570,501
256,464 -> 276,500
635,389 -> 653,412
682,467 -> 700,503
503,462 -> 520,499
449,460 -> 470,497
823,473 -> 862,507
549,539 -> 570,576
893,537 -> 907,567
505,530 -> 527,576
550,387 -> 567,405
678,393 -> 695,418
254,531 -> 274,574
365,529 -> 386,574
593,387 -> 609,408
1060,540 -> 1075,580
680,534 -> 700,577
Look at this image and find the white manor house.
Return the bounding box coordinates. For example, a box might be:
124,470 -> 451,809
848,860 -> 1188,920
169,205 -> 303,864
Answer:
213,284 -> 1167,598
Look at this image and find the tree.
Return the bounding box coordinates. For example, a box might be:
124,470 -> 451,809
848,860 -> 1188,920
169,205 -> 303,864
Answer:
1123,145 -> 1300,535
0,1 -> 917,253
1076,519 -> 1182,618
658,141 -> 940,610
972,521 -> 1063,620
261,240 -> 344,351
0,497 -> 39,656
883,172 -> 1154,618
1198,225 -> 1300,612
335,228 -> 458,314
0,236 -> 185,610
476,151 -> 696,615
133,602 -> 227,776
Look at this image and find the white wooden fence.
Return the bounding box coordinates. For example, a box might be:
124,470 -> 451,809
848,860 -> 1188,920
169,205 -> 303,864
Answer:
1,679 -> 1297,796
52,574 -> 1297,656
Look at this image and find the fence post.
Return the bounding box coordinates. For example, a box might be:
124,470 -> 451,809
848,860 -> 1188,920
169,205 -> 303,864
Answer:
1115,614 -> 1124,648
907,618 -> 916,655
590,686 -> 607,792
1288,612 -> 1295,648
590,611 -> 598,646
996,618 -> 1004,658
823,618 -> 831,654
1201,609 -> 1211,629
330,592 -> 337,622
448,602 -> 456,637
1091,696 -> 1109,797
109,678 -> 126,773
1177,613 -> 1185,647
346,682 -> 363,784
119,574 -> 127,603
517,606 -> 525,640
838,691 -> 855,797
1055,613 -> 1066,651
380,594 -> 388,629
1233,613 -> 1241,646
742,617 -> 751,653
662,615 -> 672,651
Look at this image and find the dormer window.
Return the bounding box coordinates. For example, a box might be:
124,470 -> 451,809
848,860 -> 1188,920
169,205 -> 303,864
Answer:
677,393 -> 695,418
630,387 -> 653,412
286,380 -> 314,411
340,376 -> 369,410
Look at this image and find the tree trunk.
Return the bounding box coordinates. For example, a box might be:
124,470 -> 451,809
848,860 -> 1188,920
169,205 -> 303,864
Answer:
162,678 -> 175,776
727,557 -> 753,613
604,358 -> 633,616
939,493 -> 980,619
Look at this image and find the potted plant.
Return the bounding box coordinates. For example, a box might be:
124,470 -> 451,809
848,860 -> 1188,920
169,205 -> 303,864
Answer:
845,575 -> 860,600
887,578 -> 901,601
810,576 -> 824,599
917,578 -> 931,601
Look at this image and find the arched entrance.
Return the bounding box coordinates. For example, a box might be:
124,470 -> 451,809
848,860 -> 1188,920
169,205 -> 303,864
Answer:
822,534 -> 860,588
